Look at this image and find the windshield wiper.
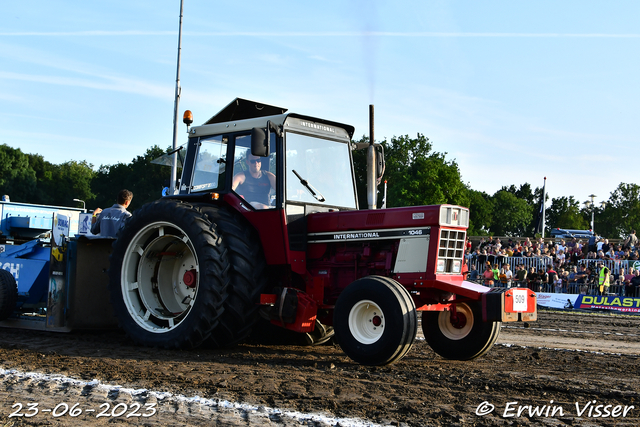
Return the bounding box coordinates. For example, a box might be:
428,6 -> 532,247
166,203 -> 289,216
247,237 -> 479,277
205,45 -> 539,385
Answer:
292,170 -> 325,202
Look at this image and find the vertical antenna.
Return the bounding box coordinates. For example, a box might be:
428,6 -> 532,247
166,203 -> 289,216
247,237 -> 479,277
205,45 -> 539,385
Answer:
170,0 -> 185,195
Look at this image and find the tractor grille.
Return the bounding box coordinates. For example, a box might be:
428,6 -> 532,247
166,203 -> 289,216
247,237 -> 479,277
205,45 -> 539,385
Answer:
437,229 -> 466,274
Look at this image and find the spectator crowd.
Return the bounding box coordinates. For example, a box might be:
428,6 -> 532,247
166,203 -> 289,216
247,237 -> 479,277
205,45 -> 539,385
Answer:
465,231 -> 640,297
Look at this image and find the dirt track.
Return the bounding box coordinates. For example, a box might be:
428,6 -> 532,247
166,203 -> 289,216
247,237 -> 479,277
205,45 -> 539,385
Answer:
0,309 -> 639,426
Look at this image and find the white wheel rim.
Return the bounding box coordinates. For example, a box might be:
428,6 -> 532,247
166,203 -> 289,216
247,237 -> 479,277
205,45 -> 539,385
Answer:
121,221 -> 199,333
438,303 -> 474,340
348,299 -> 385,344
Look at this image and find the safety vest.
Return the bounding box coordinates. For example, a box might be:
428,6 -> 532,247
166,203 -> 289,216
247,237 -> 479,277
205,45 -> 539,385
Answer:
599,267 -> 610,292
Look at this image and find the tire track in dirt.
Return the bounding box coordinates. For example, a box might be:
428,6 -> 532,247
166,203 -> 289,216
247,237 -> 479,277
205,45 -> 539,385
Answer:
0,367 -> 376,427
0,309 -> 638,426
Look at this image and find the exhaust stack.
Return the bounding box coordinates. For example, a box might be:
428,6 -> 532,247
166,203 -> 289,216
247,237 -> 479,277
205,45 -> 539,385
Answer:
367,104 -> 377,210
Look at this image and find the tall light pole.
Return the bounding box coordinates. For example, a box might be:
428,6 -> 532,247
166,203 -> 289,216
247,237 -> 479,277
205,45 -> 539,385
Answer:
583,194 -> 606,234
170,0 -> 185,195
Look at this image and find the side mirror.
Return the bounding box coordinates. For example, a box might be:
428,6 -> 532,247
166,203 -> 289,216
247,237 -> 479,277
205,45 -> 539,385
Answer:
251,126 -> 270,157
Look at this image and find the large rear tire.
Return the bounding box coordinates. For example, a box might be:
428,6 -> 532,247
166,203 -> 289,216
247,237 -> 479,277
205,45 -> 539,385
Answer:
109,199 -> 229,349
334,276 -> 417,366
422,302 -> 501,360
199,207 -> 267,348
0,269 -> 18,321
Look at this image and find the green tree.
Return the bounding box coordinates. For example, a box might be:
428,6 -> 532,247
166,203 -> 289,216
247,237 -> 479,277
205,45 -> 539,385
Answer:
598,183 -> 640,239
351,136 -> 370,208
352,134 -> 468,209
90,146 -> 171,211
545,196 -> 589,233
500,183 -> 537,206
91,163 -> 130,210
502,182 -> 547,235
0,144 -> 37,202
127,146 -> 171,209
467,189 -> 493,235
489,190 -> 533,237
46,161 -> 96,207
26,153 -> 56,205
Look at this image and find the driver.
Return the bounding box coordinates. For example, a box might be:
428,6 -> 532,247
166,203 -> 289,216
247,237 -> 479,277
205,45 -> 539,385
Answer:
232,154 -> 275,209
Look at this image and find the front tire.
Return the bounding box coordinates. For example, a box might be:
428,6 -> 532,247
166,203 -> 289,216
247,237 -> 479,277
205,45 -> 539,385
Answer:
334,276 -> 417,366
109,199 -> 229,349
422,302 -> 501,360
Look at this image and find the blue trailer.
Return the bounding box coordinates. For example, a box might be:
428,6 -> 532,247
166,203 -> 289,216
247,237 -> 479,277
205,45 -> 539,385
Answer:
0,200 -> 83,243
0,201 -> 117,331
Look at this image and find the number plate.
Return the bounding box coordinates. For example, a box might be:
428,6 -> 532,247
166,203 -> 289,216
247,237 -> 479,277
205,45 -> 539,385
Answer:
512,289 -> 528,312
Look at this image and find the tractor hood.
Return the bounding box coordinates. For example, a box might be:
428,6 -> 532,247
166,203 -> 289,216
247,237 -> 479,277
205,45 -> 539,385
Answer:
306,204 -> 468,237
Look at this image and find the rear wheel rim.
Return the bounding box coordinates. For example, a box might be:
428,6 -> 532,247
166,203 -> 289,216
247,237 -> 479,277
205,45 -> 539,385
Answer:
121,221 -> 199,333
348,299 -> 385,344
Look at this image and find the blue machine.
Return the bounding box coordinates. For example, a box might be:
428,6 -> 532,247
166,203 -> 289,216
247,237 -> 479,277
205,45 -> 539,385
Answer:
0,240 -> 51,307
0,200 -> 83,310
0,200 -> 115,330
0,200 -> 83,242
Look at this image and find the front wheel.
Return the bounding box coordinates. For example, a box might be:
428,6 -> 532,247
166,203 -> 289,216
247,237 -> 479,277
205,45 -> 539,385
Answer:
422,302 -> 501,360
334,276 -> 417,366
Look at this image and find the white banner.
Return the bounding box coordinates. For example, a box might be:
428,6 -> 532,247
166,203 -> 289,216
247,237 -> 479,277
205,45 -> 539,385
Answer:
53,214 -> 69,246
77,213 -> 95,236
536,292 -> 580,310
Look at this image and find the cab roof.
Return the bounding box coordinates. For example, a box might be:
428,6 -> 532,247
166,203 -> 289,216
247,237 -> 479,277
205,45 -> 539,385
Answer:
204,98 -> 288,125
196,98 -> 355,139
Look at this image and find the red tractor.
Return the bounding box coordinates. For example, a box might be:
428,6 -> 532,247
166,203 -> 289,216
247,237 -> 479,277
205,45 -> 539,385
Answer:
108,98 -> 536,366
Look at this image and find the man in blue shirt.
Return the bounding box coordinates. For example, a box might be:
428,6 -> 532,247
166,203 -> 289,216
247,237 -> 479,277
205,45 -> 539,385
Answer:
466,264 -> 479,282
91,189 -> 133,238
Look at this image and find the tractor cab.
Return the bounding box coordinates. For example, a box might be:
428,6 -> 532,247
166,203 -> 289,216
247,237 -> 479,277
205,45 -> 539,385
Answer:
180,98 -> 357,207
177,98 -> 359,257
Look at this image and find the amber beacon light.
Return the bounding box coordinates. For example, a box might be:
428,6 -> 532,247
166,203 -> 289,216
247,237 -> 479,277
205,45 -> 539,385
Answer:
183,110 -> 193,126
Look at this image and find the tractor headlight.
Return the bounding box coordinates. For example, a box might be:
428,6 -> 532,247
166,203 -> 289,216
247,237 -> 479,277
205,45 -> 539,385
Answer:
452,260 -> 461,273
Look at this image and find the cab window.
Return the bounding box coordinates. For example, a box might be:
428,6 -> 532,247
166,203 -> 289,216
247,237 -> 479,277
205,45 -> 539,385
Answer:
231,134 -> 277,209
191,135 -> 227,192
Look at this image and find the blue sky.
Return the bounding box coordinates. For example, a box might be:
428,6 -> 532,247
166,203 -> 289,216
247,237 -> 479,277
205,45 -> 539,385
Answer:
2,1 -> 639,208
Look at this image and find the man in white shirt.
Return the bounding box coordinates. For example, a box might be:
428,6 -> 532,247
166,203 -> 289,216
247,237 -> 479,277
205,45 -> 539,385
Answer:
503,264 -> 513,288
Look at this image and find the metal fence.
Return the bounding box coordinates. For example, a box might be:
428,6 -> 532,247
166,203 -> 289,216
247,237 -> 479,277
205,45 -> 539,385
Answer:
577,258 -> 640,276
466,254 -> 552,275
465,256 -> 640,298
466,277 -> 640,297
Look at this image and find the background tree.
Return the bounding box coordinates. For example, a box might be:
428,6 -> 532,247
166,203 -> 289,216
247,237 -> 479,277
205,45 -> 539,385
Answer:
352,134 -> 468,209
49,161 -> 95,208
489,190 -> 533,236
0,145 -> 95,207
90,146 -> 171,211
1,140 -> 636,241
596,183 -> 640,239
466,189 -> 493,235
501,182 -> 547,235
0,144 -> 38,202
27,153 -> 56,205
500,183 -> 537,205
127,146 -> 171,209
544,196 -> 590,233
